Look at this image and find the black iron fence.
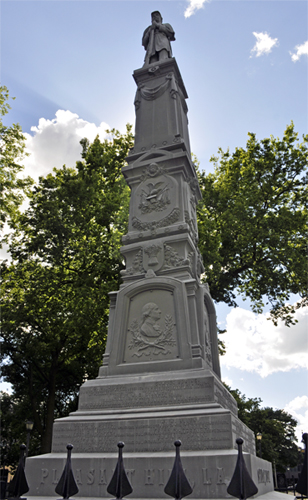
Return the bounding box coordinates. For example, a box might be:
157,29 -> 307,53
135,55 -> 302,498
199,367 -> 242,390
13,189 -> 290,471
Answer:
2,433 -> 307,500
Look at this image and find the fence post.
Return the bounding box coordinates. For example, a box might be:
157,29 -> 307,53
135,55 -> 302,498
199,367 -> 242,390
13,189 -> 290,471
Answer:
227,438 -> 258,500
6,444 -> 29,500
164,440 -> 193,500
107,442 -> 133,499
55,444 -> 79,499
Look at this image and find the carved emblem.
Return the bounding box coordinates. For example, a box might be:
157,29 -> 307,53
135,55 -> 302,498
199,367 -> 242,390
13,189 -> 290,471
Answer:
140,163 -> 166,181
128,303 -> 176,357
148,65 -> 160,74
139,181 -> 170,214
163,244 -> 190,268
144,244 -> 162,266
125,249 -> 145,276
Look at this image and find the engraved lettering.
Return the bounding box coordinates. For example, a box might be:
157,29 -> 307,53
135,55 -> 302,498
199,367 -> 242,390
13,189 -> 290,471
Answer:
87,469 -> 95,485
78,378 -> 214,411
258,469 -> 271,484
202,468 -> 212,485
158,469 -> 164,485
99,469 -> 107,485
144,469 -> 155,485
41,469 -> 48,484
216,468 -> 226,485
75,469 -> 82,485
126,469 -> 135,485
52,413 -> 233,453
52,469 -> 59,485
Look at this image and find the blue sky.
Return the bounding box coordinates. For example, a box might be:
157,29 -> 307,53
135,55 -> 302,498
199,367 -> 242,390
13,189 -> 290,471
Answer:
1,0 -> 307,444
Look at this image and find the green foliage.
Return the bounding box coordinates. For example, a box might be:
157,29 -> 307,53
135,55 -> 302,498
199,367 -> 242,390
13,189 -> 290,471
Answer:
0,86 -> 33,238
0,127 -> 134,454
226,386 -> 299,471
1,110 -> 306,462
0,391 -> 41,469
197,123 -> 308,325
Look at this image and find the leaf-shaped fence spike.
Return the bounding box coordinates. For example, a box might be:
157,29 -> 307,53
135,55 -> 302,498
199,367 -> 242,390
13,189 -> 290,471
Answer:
107,442 -> 133,499
7,444 -> 29,500
227,438 -> 258,500
296,433 -> 308,497
164,440 -> 193,500
55,444 -> 79,499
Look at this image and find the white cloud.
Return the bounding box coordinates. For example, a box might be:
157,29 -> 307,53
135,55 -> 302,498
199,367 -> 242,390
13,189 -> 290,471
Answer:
23,110 -> 110,182
250,32 -> 279,58
290,40 -> 308,62
184,0 -> 209,18
222,375 -> 233,388
285,396 -> 308,445
220,304 -> 308,378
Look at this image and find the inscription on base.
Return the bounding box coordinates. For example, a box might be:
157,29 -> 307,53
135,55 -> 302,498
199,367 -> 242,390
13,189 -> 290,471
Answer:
52,414 -> 232,453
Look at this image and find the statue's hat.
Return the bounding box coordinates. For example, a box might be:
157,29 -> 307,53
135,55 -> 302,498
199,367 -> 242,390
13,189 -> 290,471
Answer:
151,11 -> 162,20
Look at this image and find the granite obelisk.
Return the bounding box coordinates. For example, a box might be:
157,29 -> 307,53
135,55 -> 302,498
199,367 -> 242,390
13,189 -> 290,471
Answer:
26,13 -> 277,499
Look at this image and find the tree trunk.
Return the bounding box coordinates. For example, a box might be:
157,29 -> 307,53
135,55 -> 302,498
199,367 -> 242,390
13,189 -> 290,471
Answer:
40,368 -> 57,454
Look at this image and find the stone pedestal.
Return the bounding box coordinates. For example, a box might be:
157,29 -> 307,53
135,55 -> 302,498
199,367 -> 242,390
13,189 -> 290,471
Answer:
26,450 -> 274,499
26,51 -> 277,500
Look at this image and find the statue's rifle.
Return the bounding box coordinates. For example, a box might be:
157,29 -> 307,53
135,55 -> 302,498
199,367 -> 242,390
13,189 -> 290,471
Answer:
145,24 -> 155,65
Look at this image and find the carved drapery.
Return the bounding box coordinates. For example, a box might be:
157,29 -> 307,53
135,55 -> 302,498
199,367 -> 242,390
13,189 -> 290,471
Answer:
134,73 -> 187,114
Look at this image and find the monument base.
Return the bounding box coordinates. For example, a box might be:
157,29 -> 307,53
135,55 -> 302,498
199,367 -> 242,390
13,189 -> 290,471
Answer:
26,449 -> 275,499
48,368 -> 254,454
25,367 -> 272,498
26,494 -> 290,500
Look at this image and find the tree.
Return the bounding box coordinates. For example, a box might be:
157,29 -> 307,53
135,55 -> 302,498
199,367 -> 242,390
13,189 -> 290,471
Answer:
0,127 -> 134,454
0,391 -> 41,469
197,123 -> 307,325
0,86 -> 33,239
1,120 -> 306,457
227,386 -> 299,472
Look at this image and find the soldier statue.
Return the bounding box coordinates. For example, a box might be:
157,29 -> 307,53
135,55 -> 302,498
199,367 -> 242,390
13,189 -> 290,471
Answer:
142,11 -> 175,66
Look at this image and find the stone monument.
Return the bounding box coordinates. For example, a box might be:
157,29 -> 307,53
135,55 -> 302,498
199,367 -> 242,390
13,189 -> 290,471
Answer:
26,13 -> 276,499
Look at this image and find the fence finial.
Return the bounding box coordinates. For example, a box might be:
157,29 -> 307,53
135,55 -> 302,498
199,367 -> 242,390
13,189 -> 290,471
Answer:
107,442 -> 133,499
7,444 -> 29,500
227,438 -> 258,500
164,440 -> 193,499
55,444 -> 79,499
